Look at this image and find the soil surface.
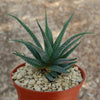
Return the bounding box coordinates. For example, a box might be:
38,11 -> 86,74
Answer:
0,0 -> 100,100
12,64 -> 83,92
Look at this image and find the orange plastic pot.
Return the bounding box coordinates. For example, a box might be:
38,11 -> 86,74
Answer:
10,63 -> 86,100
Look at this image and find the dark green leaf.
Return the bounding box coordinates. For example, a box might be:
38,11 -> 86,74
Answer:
53,58 -> 77,64
11,39 -> 49,63
36,20 -> 53,57
53,14 -> 74,51
13,51 -> 44,68
64,65 -> 74,70
52,31 -> 91,59
60,32 -> 91,50
8,14 -> 42,48
62,42 -> 81,58
61,61 -> 77,67
45,73 -> 54,81
10,39 -> 41,60
60,35 -> 83,56
49,71 -> 58,78
49,65 -> 69,73
45,11 -> 53,47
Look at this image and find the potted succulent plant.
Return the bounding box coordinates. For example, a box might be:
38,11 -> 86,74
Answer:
9,11 -> 91,100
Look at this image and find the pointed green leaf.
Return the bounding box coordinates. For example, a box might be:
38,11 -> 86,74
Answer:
8,14 -> 42,48
49,65 -> 69,73
53,14 -> 74,51
61,61 -> 77,67
60,32 -> 91,50
53,58 -> 77,64
49,71 -> 58,78
10,39 -> 41,60
45,11 -> 53,46
62,42 -> 81,58
64,65 -> 74,70
45,73 -> 54,81
11,39 -> 49,63
13,51 -> 44,68
60,35 -> 83,56
36,20 -> 53,57
52,31 -> 91,59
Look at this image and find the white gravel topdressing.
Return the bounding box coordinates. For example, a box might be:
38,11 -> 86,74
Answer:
12,63 -> 83,92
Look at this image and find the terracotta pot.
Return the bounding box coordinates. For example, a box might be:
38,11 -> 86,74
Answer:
10,63 -> 86,100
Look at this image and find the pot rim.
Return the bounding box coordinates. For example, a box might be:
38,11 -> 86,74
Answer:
10,63 -> 86,93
